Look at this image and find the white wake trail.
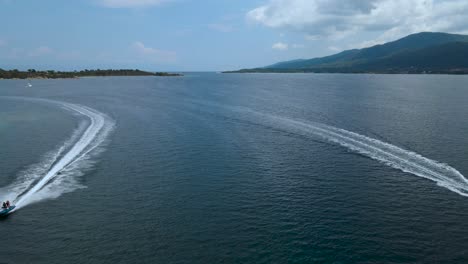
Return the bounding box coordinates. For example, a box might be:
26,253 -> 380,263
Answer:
231,106 -> 468,197
0,121 -> 87,204
4,99 -> 114,210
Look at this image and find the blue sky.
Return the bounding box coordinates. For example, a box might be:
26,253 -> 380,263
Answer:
1,0 -> 468,71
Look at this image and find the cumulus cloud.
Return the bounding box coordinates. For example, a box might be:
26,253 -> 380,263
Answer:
272,42 -> 288,50
132,41 -> 176,62
98,0 -> 168,8
248,0 -> 468,46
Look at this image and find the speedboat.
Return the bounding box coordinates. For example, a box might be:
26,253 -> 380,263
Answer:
0,206 -> 16,217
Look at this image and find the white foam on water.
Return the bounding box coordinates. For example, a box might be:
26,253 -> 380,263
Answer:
0,98 -> 114,210
0,121 -> 87,203
230,106 -> 468,197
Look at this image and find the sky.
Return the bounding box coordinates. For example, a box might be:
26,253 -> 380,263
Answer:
1,0 -> 468,71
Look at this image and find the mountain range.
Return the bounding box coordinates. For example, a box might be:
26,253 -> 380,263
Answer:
229,32 -> 468,74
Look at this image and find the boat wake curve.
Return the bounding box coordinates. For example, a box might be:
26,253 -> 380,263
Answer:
220,104 -> 468,197
0,98 -> 114,211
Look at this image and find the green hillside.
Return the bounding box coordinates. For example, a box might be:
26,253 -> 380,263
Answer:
228,32 -> 468,74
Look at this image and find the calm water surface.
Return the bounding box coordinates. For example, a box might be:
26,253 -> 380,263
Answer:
1,73 -> 468,263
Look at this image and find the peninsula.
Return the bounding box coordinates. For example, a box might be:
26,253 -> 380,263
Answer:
0,69 -> 182,79
226,32 -> 468,74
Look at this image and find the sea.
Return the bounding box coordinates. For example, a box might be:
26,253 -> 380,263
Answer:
1,73 -> 468,263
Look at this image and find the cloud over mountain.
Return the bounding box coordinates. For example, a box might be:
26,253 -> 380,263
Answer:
248,0 -> 468,45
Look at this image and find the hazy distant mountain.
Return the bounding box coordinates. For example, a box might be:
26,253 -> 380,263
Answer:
229,32 -> 468,74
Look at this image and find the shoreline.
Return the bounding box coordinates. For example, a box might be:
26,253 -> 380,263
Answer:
0,75 -> 182,80
0,69 -> 183,79
223,70 -> 468,75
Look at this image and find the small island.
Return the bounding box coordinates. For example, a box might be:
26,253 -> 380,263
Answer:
0,69 -> 182,79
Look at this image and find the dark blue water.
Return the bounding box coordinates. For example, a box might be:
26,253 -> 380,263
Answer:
1,73 -> 468,263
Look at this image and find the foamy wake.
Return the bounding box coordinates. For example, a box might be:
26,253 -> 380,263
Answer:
230,105 -> 468,197
0,98 -> 114,210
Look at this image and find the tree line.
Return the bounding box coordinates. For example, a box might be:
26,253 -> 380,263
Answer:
0,69 -> 182,79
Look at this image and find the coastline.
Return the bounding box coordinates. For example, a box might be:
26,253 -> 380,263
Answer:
0,69 -> 183,79
223,69 -> 468,75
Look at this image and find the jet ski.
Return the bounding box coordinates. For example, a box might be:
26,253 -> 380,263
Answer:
0,205 -> 15,216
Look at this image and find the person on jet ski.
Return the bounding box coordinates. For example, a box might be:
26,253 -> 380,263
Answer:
6,201 -> 10,208
1,202 -> 6,209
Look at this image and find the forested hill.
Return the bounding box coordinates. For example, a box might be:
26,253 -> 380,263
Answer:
0,69 -> 182,79
227,32 -> 468,74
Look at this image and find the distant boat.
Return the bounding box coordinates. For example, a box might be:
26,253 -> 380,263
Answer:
27,82 -> 32,87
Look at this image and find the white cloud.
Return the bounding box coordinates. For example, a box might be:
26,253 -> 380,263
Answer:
272,42 -> 288,50
208,23 -> 234,33
132,41 -> 176,62
98,0 -> 168,8
248,0 -> 468,45
328,46 -> 342,52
